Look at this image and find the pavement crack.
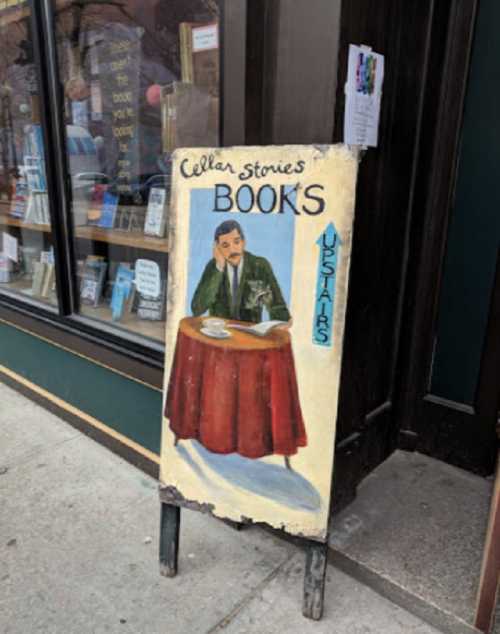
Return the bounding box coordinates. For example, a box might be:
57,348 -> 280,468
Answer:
205,551 -> 298,633
3,434 -> 81,472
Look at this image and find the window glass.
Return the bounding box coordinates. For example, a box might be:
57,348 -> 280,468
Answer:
0,1 -> 59,308
54,0 -> 220,343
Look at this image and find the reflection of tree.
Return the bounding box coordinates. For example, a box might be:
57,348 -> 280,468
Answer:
55,0 -> 219,82
0,19 -> 27,83
0,18 -> 30,188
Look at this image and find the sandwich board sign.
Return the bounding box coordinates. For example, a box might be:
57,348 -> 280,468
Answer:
159,145 -> 358,619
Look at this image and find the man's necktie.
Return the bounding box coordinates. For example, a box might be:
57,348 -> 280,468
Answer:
231,265 -> 239,317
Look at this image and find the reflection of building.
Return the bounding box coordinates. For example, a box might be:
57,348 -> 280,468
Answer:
0,2 -> 498,631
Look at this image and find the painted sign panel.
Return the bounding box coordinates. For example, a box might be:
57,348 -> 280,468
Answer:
160,145 -> 358,540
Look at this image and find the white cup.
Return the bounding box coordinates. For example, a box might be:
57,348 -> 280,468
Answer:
202,317 -> 226,334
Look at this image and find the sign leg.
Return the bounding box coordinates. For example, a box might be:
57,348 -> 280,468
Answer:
302,540 -> 328,620
159,503 -> 180,578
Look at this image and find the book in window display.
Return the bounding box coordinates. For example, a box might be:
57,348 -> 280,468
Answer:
40,262 -> 55,299
110,263 -> 135,321
24,161 -> 44,192
31,261 -> 46,296
40,249 -> 55,266
9,178 -> 28,219
98,191 -> 119,229
0,255 -> 12,284
80,256 -> 107,307
136,284 -> 166,322
19,246 -> 38,279
24,191 -> 49,225
144,187 -> 167,238
23,126 -> 46,190
114,206 -> 146,233
27,250 -> 56,301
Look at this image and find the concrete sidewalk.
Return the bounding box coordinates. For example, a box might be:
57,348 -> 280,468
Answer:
0,381 -> 443,634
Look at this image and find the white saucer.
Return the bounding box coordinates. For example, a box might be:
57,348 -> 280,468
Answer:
200,327 -> 231,339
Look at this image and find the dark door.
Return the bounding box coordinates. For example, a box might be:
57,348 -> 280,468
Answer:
398,0 -> 499,475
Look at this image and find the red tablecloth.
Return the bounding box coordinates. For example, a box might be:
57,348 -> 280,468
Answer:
165,317 -> 307,458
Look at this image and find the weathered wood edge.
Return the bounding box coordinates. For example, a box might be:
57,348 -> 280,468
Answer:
158,484 -> 329,543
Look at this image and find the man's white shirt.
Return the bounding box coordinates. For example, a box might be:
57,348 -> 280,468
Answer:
216,255 -> 244,299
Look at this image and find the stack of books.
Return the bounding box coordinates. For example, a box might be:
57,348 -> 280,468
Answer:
31,251 -> 56,299
24,192 -> 50,225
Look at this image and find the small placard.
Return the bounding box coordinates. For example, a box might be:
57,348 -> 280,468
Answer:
344,44 -> 385,148
135,259 -> 161,299
90,80 -> 103,121
2,232 -> 18,263
192,23 -> 219,52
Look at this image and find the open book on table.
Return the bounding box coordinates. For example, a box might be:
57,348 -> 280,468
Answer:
227,320 -> 287,337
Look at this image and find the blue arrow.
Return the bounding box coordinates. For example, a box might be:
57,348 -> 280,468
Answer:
313,223 -> 342,347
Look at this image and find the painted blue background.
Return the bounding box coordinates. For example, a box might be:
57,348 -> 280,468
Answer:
186,188 -> 296,318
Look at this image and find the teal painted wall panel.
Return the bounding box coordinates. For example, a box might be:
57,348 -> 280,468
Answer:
0,321 -> 162,454
431,0 -> 500,404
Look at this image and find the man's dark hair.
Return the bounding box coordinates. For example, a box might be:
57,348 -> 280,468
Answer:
214,220 -> 245,242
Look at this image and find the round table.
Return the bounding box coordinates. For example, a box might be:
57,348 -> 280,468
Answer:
165,317 -> 307,459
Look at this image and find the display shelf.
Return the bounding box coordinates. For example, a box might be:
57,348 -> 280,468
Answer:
1,277 -> 58,307
0,213 -> 51,233
0,212 -> 168,253
1,277 -> 164,341
80,304 -> 164,342
75,225 -> 168,253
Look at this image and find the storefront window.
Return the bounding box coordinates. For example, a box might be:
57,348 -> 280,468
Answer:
53,0 -> 220,343
0,1 -> 59,308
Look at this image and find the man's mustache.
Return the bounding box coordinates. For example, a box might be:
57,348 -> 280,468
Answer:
228,253 -> 241,259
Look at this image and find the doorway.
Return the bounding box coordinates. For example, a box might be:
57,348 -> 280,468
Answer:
399,0 -> 499,476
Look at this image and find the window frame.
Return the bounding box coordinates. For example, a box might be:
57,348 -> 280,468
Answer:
0,0 -> 247,386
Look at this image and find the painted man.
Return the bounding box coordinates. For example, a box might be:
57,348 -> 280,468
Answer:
191,219 -> 291,323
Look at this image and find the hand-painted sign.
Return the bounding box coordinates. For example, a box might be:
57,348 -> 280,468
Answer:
160,145 -> 358,541
313,223 -> 341,346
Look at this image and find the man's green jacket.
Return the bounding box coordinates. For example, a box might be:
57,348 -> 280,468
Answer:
191,250 -> 290,323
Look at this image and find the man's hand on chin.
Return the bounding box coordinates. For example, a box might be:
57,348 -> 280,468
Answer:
213,242 -> 227,272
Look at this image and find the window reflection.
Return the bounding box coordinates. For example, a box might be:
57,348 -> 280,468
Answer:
54,0 -> 220,343
0,1 -> 58,307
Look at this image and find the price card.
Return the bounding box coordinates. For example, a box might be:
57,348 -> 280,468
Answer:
2,232 -> 18,263
135,259 -> 161,298
192,23 -> 219,52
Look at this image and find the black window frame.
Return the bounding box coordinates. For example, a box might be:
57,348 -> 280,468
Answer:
0,0 -> 247,384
